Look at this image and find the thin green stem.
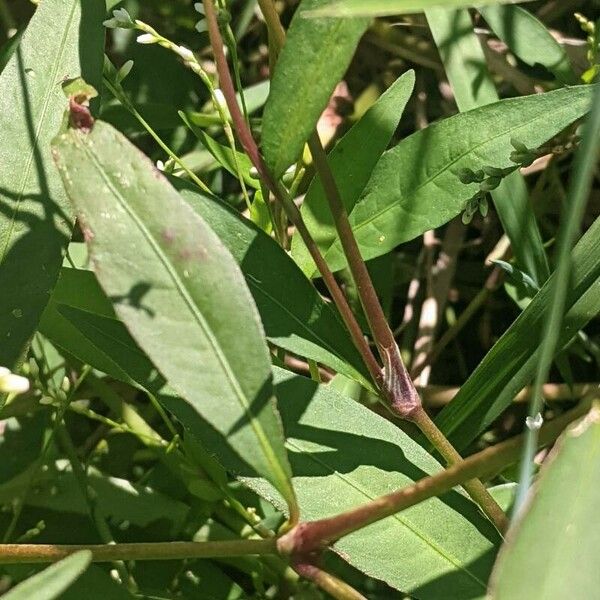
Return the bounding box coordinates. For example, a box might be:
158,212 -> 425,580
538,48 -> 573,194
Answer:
102,63 -> 211,194
294,562 -> 367,600
0,539 -> 278,564
411,407 -> 508,532
56,424 -> 136,591
2,365 -> 91,543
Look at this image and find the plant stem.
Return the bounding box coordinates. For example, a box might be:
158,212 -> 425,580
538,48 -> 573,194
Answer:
411,407 -> 508,532
0,539 -> 278,564
1,402 -> 591,565
294,562 -> 367,600
201,0 -> 382,387
103,72 -> 211,195
206,0 -> 507,528
277,399 -> 592,556
308,136 -> 420,418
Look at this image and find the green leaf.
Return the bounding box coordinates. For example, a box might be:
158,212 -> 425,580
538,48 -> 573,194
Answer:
480,5 -> 575,84
261,0 -> 370,178
0,0 -> 104,368
425,7 -> 549,283
436,214 -> 600,450
52,121 -> 297,514
490,407 -> 600,599
291,70 -> 415,278
321,85 -> 596,273
3,551 -> 92,600
172,178 -> 371,388
248,368 -> 502,599
307,0 -> 534,18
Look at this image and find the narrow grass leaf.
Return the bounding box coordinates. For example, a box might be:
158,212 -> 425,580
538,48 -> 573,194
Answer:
291,70 -> 415,277
247,368 -> 502,599
490,407 -> 600,599
514,81 -> 600,511
0,0 -> 104,368
321,85 -> 596,273
261,0 -> 370,178
426,7 -> 549,283
52,121 -> 297,514
2,551 -> 92,600
480,5 -> 575,84
436,213 -> 600,450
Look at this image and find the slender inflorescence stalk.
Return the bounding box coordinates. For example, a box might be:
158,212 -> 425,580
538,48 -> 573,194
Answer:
203,0 -> 507,532
0,397 -> 590,565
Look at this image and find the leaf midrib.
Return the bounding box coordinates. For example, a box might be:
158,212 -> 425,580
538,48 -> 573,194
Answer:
77,134 -> 292,497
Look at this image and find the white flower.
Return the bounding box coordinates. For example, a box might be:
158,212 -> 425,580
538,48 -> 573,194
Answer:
0,367 -> 29,395
525,412 -> 543,431
176,45 -> 195,62
136,33 -> 157,45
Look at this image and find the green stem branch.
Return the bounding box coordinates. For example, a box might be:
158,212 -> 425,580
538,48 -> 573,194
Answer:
0,539 -> 278,564
277,399 -> 591,556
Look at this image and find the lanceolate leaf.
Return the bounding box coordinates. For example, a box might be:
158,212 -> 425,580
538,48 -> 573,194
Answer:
436,214 -> 600,450
261,0 -> 370,178
248,368 -> 501,599
321,85 -> 596,273
490,408 -> 600,599
52,120 -> 297,513
291,70 -> 415,278
426,7 -> 549,283
0,0 -> 104,368
3,551 -> 91,600
172,179 -> 371,388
